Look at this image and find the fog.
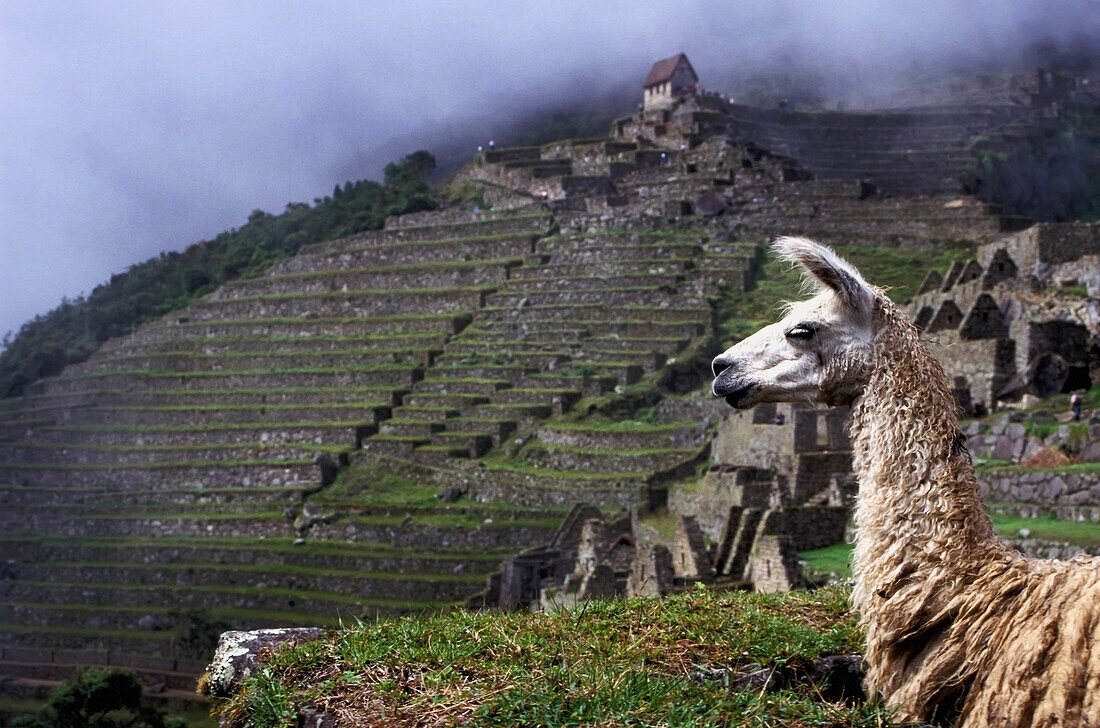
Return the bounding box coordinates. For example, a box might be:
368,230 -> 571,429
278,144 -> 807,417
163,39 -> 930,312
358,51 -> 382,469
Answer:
2,1 -> 1097,342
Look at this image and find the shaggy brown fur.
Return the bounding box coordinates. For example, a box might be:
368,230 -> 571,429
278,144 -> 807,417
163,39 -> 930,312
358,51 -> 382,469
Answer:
851,300 -> 1100,726
714,239 -> 1100,727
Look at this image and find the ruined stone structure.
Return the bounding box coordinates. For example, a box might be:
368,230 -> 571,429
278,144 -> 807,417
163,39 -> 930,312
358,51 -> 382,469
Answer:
674,402 -> 855,590
908,223 -> 1099,413
470,401 -> 856,612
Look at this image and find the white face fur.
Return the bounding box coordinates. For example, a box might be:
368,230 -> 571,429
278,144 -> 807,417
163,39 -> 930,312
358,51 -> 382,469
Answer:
711,238 -> 876,409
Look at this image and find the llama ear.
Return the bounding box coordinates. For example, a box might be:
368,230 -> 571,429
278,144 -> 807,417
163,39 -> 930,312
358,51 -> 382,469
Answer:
773,236 -> 872,310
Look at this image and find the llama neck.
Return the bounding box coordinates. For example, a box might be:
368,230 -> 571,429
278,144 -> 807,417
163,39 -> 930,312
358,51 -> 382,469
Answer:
848,306 -> 1005,612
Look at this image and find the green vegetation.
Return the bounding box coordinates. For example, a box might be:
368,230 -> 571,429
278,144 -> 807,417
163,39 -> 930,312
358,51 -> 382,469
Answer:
801,512 -> 1100,578
963,100 -> 1100,221
989,512 -> 1100,549
9,668 -> 188,728
217,585 -> 888,728
0,152 -> 438,398
799,543 -> 854,579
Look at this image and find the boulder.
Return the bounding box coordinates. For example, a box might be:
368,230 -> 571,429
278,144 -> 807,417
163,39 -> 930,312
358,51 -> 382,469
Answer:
200,627 -> 324,699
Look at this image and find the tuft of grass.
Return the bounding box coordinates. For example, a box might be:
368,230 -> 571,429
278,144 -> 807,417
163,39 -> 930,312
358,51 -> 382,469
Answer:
217,585 -> 888,728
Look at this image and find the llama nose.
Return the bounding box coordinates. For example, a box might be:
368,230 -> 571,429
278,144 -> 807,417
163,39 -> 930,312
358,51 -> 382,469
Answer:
712,354 -> 733,379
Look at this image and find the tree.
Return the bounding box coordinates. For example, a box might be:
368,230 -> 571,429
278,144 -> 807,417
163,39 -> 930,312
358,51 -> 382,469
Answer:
11,668 -> 185,728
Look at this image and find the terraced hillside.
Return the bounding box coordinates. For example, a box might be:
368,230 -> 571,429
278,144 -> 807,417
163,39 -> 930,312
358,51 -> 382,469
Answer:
724,103 -> 1030,195
0,125 -> 1010,702
0,201 -> 568,688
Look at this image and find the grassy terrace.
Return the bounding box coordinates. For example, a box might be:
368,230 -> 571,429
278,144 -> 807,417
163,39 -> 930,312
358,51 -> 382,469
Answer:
0,458 -> 315,470
222,257 -> 525,284
213,585 -> 885,728
191,284 -> 498,304
479,455 -> 651,483
1,385 -> 403,403
3,581 -> 452,612
0,534 -> 514,565
22,559 -> 487,585
80,346 -> 442,365
323,210 -> 550,238
3,601 -> 339,628
2,441 -> 346,456
298,230 -> 542,257
37,416 -> 383,430
45,362 -> 422,381
169,312 -> 473,333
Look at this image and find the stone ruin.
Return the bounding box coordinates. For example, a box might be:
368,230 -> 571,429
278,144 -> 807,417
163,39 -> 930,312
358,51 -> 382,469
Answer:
908,223 -> 1099,413
469,401 -> 857,609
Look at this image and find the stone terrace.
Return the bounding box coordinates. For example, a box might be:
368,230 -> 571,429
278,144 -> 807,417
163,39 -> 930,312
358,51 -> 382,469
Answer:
0,203 -> 563,687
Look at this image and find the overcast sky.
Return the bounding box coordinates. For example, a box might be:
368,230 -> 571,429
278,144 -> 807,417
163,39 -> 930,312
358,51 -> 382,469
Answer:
2,2 -> 1098,343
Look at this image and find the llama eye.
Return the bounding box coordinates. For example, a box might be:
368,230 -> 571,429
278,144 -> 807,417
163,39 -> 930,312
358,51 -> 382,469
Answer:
786,325 -> 816,340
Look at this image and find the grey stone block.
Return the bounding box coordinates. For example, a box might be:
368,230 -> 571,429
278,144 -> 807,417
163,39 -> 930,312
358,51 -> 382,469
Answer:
201,627 -> 324,699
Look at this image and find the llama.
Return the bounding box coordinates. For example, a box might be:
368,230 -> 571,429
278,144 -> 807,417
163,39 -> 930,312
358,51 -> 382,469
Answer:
711,237 -> 1100,727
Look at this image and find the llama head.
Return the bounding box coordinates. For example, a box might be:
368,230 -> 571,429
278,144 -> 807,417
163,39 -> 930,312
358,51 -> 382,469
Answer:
712,237 -> 878,408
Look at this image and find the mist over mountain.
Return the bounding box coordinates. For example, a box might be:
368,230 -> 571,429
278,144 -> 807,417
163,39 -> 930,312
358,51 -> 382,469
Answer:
2,1 -> 1099,343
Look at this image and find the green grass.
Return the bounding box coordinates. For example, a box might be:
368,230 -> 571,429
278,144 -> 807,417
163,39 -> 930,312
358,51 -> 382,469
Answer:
0,534 -> 512,561
982,462 -> 1100,475
478,455 -> 649,481
799,543 -> 855,579
40,559 -> 485,585
215,585 -> 888,728
12,580 -> 450,611
989,512 -> 1100,549
800,512 -> 1100,575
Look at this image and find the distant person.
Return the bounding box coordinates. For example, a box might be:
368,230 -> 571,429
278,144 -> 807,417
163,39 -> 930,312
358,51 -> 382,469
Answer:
659,152 -> 667,166
477,145 -> 483,153
1071,392 -> 1083,421
772,411 -> 786,425
488,139 -> 495,149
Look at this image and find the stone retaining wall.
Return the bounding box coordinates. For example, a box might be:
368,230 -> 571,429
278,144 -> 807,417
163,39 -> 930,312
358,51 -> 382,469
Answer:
980,468 -> 1100,512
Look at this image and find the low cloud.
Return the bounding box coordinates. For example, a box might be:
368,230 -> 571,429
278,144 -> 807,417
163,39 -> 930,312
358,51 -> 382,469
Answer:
2,0 -> 1097,341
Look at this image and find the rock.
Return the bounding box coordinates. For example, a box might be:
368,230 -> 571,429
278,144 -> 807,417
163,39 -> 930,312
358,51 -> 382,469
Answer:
436,486 -> 465,503
200,627 -> 324,699
1018,528 -> 1031,539
1042,477 -> 1067,501
299,708 -> 339,727
1021,436 -> 1045,462
991,435 -> 1020,461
